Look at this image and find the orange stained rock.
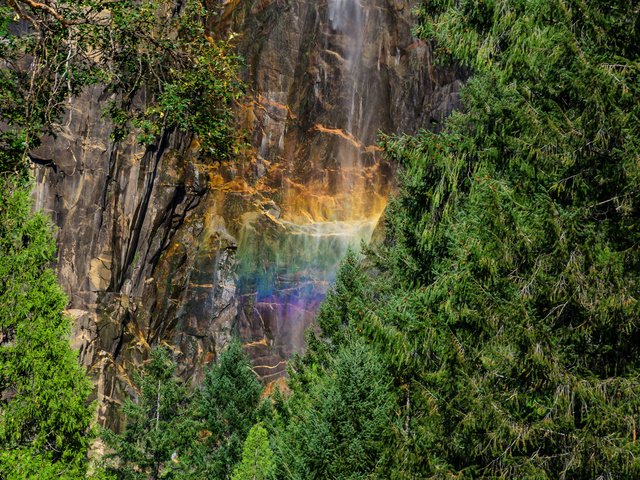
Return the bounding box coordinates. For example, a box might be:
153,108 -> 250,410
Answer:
127,322 -> 151,351
254,361 -> 288,371
280,173 -> 389,224
311,123 -> 382,155
364,144 -> 383,154
312,123 -> 363,150
209,173 -> 259,195
219,0 -> 242,24
114,363 -> 139,394
323,49 -> 348,63
159,341 -> 182,355
256,94 -> 294,116
203,351 -> 215,364
405,39 -> 427,52
208,158 -> 278,197
243,337 -> 269,349
261,377 -> 291,399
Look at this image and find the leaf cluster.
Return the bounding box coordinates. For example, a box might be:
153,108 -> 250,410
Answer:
0,0 -> 242,176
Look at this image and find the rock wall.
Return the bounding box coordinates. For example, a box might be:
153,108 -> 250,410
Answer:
31,0 -> 462,425
31,90 -> 237,427
220,0 -> 462,379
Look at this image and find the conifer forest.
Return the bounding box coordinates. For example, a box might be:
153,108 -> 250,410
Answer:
0,0 -> 638,478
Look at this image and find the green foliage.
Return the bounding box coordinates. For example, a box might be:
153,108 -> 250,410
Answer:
97,0 -> 243,156
0,0 -> 242,176
231,423 -> 276,480
196,341 -> 265,479
0,178 -> 93,479
102,346 -> 200,479
316,249 -> 370,344
274,340 -> 397,479
291,0 -> 640,478
102,341 -> 265,479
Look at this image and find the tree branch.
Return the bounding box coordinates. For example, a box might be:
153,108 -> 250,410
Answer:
11,0 -> 67,24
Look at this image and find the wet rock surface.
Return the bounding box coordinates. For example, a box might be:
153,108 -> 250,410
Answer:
31,0 -> 462,425
223,0 -> 462,378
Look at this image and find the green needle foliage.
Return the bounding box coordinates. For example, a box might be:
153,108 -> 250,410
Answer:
102,346 -> 201,480
273,339 -> 397,479
0,178 -> 93,479
196,341 -> 265,480
283,0 -> 640,478
231,423 -> 276,480
102,341 -> 265,479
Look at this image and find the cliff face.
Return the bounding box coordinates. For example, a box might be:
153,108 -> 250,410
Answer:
224,0 -> 462,380
31,0 -> 461,425
31,89 -> 237,427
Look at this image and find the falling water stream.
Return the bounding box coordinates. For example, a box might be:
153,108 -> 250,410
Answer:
235,0 -> 393,379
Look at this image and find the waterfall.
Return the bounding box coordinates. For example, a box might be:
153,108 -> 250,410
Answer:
234,0 -> 398,378
328,0 -> 365,130
326,0 -> 373,217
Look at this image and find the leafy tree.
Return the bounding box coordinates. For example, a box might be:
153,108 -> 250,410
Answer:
102,346 -> 200,480
0,177 -> 93,479
274,340 -> 397,479
0,0 -> 242,176
195,341 -> 265,479
231,423 -> 275,480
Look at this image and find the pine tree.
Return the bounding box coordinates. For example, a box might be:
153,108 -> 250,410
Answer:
274,340 -> 397,479
196,341 -> 264,479
231,423 -> 275,480
0,178 -> 93,479
316,249 -> 370,344
102,347 -> 200,480
102,342 -> 265,479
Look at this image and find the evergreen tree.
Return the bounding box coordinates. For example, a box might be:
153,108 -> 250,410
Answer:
102,342 -> 265,479
231,423 -> 275,480
0,178 -> 93,479
297,0 -> 640,478
196,341 -> 264,479
316,249 -> 370,344
102,347 -> 200,480
274,340 -> 397,479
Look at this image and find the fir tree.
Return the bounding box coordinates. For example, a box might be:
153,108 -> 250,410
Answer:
0,178 -> 93,479
274,340 -> 397,479
196,341 -> 264,479
102,347 -> 200,480
231,423 -> 275,480
102,342 -> 265,479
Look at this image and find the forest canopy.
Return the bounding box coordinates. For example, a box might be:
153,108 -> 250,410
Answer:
270,0 -> 640,478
